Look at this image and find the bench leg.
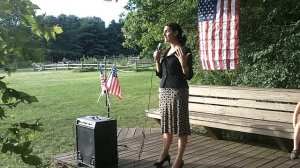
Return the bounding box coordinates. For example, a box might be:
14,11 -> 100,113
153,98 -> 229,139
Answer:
273,137 -> 293,152
204,126 -> 222,140
154,119 -> 161,125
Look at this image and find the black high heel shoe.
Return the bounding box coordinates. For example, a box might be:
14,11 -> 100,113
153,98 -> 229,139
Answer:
172,160 -> 184,168
153,154 -> 171,167
179,160 -> 184,168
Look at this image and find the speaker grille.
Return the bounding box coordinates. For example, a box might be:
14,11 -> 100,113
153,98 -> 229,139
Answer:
76,116 -> 118,168
77,126 -> 95,161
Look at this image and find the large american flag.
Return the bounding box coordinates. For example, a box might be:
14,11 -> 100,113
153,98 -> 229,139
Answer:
99,65 -> 107,96
107,65 -> 122,99
198,0 -> 239,70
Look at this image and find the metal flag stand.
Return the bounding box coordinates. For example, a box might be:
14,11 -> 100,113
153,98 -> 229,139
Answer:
104,56 -> 111,118
98,57 -> 128,150
97,55 -> 111,118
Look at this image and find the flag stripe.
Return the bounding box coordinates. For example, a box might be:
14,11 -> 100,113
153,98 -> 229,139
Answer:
214,0 -> 220,70
222,0 -> 228,69
198,26 -> 206,69
205,22 -> 211,70
211,20 -> 216,70
199,23 -> 205,69
234,0 -> 240,69
209,21 -> 216,70
226,0 -> 231,69
99,65 -> 107,95
218,0 -> 224,70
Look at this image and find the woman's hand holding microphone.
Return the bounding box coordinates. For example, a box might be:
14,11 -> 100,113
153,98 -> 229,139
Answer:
153,50 -> 161,62
153,43 -> 162,62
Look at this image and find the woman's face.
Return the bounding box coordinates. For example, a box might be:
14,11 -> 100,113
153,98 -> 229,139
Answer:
163,26 -> 178,44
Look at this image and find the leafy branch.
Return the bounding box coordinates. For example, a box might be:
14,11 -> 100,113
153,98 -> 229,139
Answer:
0,0 -> 62,167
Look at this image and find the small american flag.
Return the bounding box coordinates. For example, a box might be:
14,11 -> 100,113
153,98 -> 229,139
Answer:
99,65 -> 107,95
198,0 -> 239,70
107,65 -> 122,99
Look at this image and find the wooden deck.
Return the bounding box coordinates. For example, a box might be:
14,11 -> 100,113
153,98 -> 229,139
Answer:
53,128 -> 300,168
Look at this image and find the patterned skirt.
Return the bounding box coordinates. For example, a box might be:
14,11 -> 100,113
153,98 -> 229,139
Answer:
159,88 -> 191,136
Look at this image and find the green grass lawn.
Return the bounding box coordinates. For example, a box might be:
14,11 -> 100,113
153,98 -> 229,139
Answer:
0,70 -> 160,167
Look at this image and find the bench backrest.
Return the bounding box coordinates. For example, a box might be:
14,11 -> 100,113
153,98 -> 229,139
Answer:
189,85 -> 300,123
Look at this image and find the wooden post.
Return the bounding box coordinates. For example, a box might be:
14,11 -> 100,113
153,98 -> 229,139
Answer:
273,137 -> 293,152
81,60 -> 83,70
97,61 -> 99,70
67,63 -> 69,70
135,60 -> 138,72
55,64 -> 57,70
204,126 -> 222,140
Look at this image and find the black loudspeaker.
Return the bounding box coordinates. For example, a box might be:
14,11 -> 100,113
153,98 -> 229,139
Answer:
76,116 -> 118,168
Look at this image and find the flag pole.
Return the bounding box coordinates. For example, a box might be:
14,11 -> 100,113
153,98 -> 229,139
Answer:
104,55 -> 111,118
97,61 -> 101,103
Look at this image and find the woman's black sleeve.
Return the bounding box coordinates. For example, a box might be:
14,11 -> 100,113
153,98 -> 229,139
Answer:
156,62 -> 162,78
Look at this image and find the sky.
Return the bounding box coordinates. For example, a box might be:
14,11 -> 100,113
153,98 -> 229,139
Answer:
30,0 -> 128,26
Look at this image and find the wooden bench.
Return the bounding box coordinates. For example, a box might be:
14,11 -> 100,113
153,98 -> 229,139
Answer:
145,85 -> 300,151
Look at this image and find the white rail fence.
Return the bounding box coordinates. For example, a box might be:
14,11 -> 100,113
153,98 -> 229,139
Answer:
34,60 -> 154,72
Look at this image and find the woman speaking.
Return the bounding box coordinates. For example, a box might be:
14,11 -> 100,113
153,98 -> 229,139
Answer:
153,23 -> 194,168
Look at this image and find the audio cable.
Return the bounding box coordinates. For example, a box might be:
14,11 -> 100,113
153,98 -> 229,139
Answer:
136,46 -> 161,167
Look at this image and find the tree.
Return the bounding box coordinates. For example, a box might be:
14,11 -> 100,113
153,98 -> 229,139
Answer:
44,15 -> 83,62
106,20 -> 140,56
79,17 -> 107,57
41,15 -> 140,61
122,0 -> 198,57
0,0 -> 62,166
233,0 -> 300,88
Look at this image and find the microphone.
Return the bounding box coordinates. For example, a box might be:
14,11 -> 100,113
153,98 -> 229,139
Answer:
154,42 -> 163,61
156,42 -> 162,51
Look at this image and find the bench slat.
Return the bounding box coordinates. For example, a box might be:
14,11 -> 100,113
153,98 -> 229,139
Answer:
190,120 -> 293,139
189,85 -> 300,103
189,112 -> 293,133
146,109 -> 293,132
189,103 -> 293,123
189,96 -> 296,112
145,110 -> 293,138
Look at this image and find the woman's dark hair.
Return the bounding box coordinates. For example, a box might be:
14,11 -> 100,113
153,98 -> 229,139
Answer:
166,23 -> 187,46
